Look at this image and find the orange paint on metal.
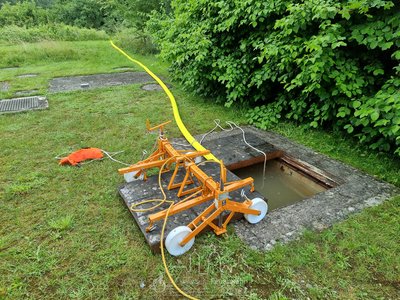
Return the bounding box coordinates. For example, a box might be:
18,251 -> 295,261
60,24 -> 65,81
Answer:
120,121 -> 260,243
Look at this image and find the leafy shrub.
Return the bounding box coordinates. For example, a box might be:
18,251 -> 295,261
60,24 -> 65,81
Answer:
110,0 -> 171,54
112,27 -> 157,54
51,0 -> 107,29
149,0 -> 400,156
0,1 -> 49,27
0,0 -> 111,30
0,24 -> 108,43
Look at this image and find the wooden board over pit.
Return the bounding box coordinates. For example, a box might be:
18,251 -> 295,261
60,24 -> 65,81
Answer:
118,130 -> 282,252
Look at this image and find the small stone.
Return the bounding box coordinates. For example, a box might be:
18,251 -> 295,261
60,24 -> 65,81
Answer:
140,282 -> 145,289
0,82 -> 10,92
109,81 -> 122,86
264,244 -> 273,250
142,83 -> 163,91
312,222 -> 328,231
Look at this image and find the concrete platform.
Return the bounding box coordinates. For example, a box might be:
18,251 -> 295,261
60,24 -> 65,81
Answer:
49,72 -> 155,93
118,127 -> 399,252
232,127 -> 399,250
118,130 -> 280,252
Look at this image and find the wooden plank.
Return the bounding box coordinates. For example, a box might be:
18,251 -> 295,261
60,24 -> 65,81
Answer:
280,155 -> 342,188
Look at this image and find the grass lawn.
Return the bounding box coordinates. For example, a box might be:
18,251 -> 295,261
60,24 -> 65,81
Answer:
0,40 -> 399,300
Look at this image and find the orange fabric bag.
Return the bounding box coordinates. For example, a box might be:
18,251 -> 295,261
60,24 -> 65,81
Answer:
59,148 -> 104,166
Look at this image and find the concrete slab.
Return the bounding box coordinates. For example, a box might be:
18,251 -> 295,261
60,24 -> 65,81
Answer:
118,130 -> 281,252
48,72 -> 155,93
232,127 -> 399,251
119,163 -> 265,252
118,126 -> 399,252
14,89 -> 39,96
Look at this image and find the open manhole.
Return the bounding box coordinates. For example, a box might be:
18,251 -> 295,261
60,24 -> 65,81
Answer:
0,96 -> 48,114
233,156 -> 335,211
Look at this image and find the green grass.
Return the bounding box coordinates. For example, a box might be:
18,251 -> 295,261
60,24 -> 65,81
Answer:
0,40 -> 170,99
0,24 -> 109,44
0,40 -> 399,299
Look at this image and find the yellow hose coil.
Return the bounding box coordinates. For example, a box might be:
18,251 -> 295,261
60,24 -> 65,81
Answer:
110,40 -> 219,163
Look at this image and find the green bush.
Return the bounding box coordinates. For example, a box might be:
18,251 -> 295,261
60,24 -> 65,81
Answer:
149,0 -> 400,156
0,24 -> 108,43
51,0 -> 108,29
0,1 -> 49,27
112,27 -> 157,54
109,0 -> 171,54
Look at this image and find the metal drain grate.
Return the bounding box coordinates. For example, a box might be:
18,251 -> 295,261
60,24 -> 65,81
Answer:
0,96 -> 48,114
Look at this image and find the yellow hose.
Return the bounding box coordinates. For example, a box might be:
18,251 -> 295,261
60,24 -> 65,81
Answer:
128,157 -> 199,300
110,41 -> 201,300
110,40 -> 219,163
160,202 -> 199,300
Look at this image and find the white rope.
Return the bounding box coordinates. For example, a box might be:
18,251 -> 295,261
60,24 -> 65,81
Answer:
200,120 -> 268,181
241,189 -> 250,201
227,121 -> 267,181
100,150 -> 131,166
171,141 -> 192,148
56,141 -> 161,167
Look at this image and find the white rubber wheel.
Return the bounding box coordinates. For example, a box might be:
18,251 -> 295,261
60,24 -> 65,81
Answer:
165,226 -> 195,256
244,197 -> 268,224
124,171 -> 144,183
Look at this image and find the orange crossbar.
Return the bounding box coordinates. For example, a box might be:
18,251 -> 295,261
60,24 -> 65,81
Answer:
118,149 -> 210,174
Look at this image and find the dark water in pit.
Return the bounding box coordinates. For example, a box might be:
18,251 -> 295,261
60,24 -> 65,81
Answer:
233,160 -> 326,210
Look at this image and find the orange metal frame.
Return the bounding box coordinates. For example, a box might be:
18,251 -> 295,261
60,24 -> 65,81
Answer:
118,121 -> 260,246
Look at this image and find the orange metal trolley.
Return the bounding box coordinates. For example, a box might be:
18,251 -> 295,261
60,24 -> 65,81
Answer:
118,121 -> 268,256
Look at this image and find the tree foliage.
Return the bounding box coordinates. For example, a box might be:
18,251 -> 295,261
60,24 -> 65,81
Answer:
148,0 -> 400,156
0,0 -> 169,31
0,1 -> 49,27
50,0 -> 107,29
